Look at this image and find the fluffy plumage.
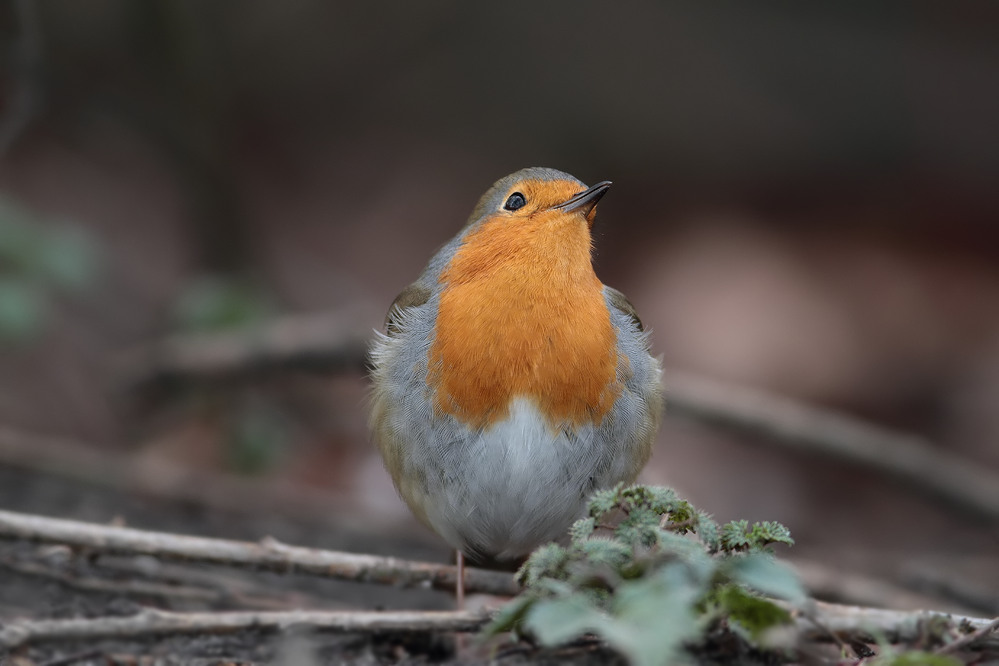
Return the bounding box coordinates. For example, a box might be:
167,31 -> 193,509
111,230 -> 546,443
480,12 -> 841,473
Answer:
370,167 -> 663,560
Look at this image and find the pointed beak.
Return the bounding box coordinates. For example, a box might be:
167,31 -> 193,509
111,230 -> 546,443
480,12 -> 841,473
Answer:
553,180 -> 612,219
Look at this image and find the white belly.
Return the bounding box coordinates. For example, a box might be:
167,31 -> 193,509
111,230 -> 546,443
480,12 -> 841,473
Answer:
419,397 -> 628,560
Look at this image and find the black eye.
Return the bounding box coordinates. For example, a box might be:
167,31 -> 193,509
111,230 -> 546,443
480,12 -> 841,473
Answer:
503,192 -> 526,211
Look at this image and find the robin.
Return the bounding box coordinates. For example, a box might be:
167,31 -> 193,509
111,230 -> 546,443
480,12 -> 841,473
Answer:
369,167 -> 663,600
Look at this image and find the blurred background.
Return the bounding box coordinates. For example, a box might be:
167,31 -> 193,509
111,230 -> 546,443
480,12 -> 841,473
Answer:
0,0 -> 997,611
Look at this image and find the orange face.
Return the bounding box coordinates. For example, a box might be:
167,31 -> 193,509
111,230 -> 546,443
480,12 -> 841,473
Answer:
427,178 -> 621,430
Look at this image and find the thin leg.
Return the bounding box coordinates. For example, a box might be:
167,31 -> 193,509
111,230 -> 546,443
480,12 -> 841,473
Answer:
456,550 -> 466,610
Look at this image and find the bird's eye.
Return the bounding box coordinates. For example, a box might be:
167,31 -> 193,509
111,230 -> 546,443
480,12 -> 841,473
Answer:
503,192 -> 526,211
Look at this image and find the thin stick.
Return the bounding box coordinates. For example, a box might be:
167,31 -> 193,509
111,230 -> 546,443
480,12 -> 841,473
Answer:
935,616 -> 999,655
0,608 -> 491,649
792,601 -> 996,644
0,509 -> 519,597
664,370 -> 999,521
1,601 -> 993,652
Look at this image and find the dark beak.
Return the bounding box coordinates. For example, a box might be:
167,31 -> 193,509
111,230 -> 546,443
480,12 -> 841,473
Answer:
553,180 -> 612,218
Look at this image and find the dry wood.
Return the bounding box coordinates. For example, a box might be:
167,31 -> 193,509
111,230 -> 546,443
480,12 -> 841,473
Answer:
794,601 -> 996,645
935,616 -> 999,655
0,509 -> 519,597
0,607 -> 491,649
1,601 -> 994,653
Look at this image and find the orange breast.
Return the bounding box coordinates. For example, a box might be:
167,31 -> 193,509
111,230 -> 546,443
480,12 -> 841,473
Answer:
428,212 -> 621,430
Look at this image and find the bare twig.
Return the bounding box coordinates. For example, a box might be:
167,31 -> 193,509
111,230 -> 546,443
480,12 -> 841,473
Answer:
792,601 -> 996,646
0,607 -> 491,649
0,509 -> 519,597
935,616 -> 999,656
664,369 -> 999,522
1,601 -> 994,653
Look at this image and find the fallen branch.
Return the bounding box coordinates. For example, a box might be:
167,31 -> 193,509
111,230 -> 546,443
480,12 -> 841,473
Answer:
0,509 -> 519,597
1,602 -> 994,654
936,616 -> 999,655
794,601 -> 997,648
664,370 -> 999,522
0,607 -> 491,649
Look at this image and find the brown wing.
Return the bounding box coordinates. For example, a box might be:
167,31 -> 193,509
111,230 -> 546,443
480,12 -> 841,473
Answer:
384,282 -> 431,335
605,286 -> 644,331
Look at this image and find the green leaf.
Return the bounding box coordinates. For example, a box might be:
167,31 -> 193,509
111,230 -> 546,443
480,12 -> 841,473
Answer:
524,594 -> 606,646
720,519 -> 751,550
599,567 -> 701,666
695,511 -> 721,551
728,554 -> 806,604
568,516 -> 595,542
516,543 -> 568,587
587,485 -> 621,518
615,506 -> 660,547
644,485 -> 680,513
714,585 -> 792,640
575,536 -> 632,571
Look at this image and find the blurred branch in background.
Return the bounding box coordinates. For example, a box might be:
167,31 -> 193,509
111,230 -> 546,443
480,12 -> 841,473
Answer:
105,310 -> 999,523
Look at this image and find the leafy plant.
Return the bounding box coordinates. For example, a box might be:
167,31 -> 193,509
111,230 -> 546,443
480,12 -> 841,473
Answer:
486,484 -> 803,666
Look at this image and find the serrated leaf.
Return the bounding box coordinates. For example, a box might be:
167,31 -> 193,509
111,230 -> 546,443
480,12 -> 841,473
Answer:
696,511 -> 721,551
516,543 -> 568,587
728,554 -> 806,604
569,516 -> 595,542
714,585 -> 792,640
615,506 -> 660,547
645,485 -> 679,513
575,536 -> 632,571
721,519 -> 751,550
587,485 -> 621,518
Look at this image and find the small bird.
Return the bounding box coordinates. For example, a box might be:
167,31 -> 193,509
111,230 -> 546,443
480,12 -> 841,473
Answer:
370,167 -> 663,598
